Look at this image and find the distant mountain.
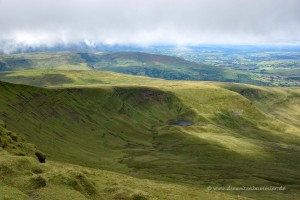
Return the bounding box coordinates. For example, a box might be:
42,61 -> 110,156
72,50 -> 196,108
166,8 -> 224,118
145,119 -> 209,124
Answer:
0,51 -> 268,85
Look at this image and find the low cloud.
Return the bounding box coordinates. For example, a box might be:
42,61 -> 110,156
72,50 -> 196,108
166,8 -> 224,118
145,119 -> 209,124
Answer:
0,0 -> 300,46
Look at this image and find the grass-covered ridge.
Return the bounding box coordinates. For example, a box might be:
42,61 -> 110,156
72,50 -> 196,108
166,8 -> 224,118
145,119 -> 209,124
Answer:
0,70 -> 300,199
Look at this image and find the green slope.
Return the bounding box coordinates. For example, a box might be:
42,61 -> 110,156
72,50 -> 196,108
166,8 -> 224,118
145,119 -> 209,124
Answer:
0,154 -> 243,200
0,71 -> 300,199
220,83 -> 300,129
0,70 -> 162,87
0,52 -> 269,85
0,119 -> 45,161
1,121 -> 240,200
0,81 -> 195,171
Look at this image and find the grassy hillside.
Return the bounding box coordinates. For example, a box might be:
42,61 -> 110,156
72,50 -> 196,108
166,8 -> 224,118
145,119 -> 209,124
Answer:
0,70 -> 162,87
219,83 -> 300,128
0,52 -> 270,86
0,71 -> 300,199
1,154 -> 245,200
0,119 -> 45,161
1,121 -> 240,200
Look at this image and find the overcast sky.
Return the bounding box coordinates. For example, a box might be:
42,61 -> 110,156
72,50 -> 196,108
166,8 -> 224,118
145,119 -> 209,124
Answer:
0,0 -> 300,46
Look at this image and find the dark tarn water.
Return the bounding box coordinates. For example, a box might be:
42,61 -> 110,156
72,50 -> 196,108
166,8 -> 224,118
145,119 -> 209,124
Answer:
168,120 -> 193,126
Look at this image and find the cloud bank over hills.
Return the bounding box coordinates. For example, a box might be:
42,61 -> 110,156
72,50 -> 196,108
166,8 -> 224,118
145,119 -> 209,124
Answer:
0,0 -> 300,48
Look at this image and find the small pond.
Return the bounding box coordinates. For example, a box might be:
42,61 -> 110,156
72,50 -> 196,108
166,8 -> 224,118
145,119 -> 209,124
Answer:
168,120 -> 193,126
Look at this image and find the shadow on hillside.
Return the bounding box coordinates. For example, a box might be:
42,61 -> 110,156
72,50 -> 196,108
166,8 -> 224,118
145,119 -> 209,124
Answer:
0,73 -> 74,87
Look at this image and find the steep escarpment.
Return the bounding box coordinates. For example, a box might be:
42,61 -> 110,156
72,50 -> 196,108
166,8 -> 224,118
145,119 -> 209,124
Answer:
0,81 -> 195,171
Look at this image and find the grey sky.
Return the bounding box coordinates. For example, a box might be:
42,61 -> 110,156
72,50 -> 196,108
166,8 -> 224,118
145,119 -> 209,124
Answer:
0,0 -> 300,46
